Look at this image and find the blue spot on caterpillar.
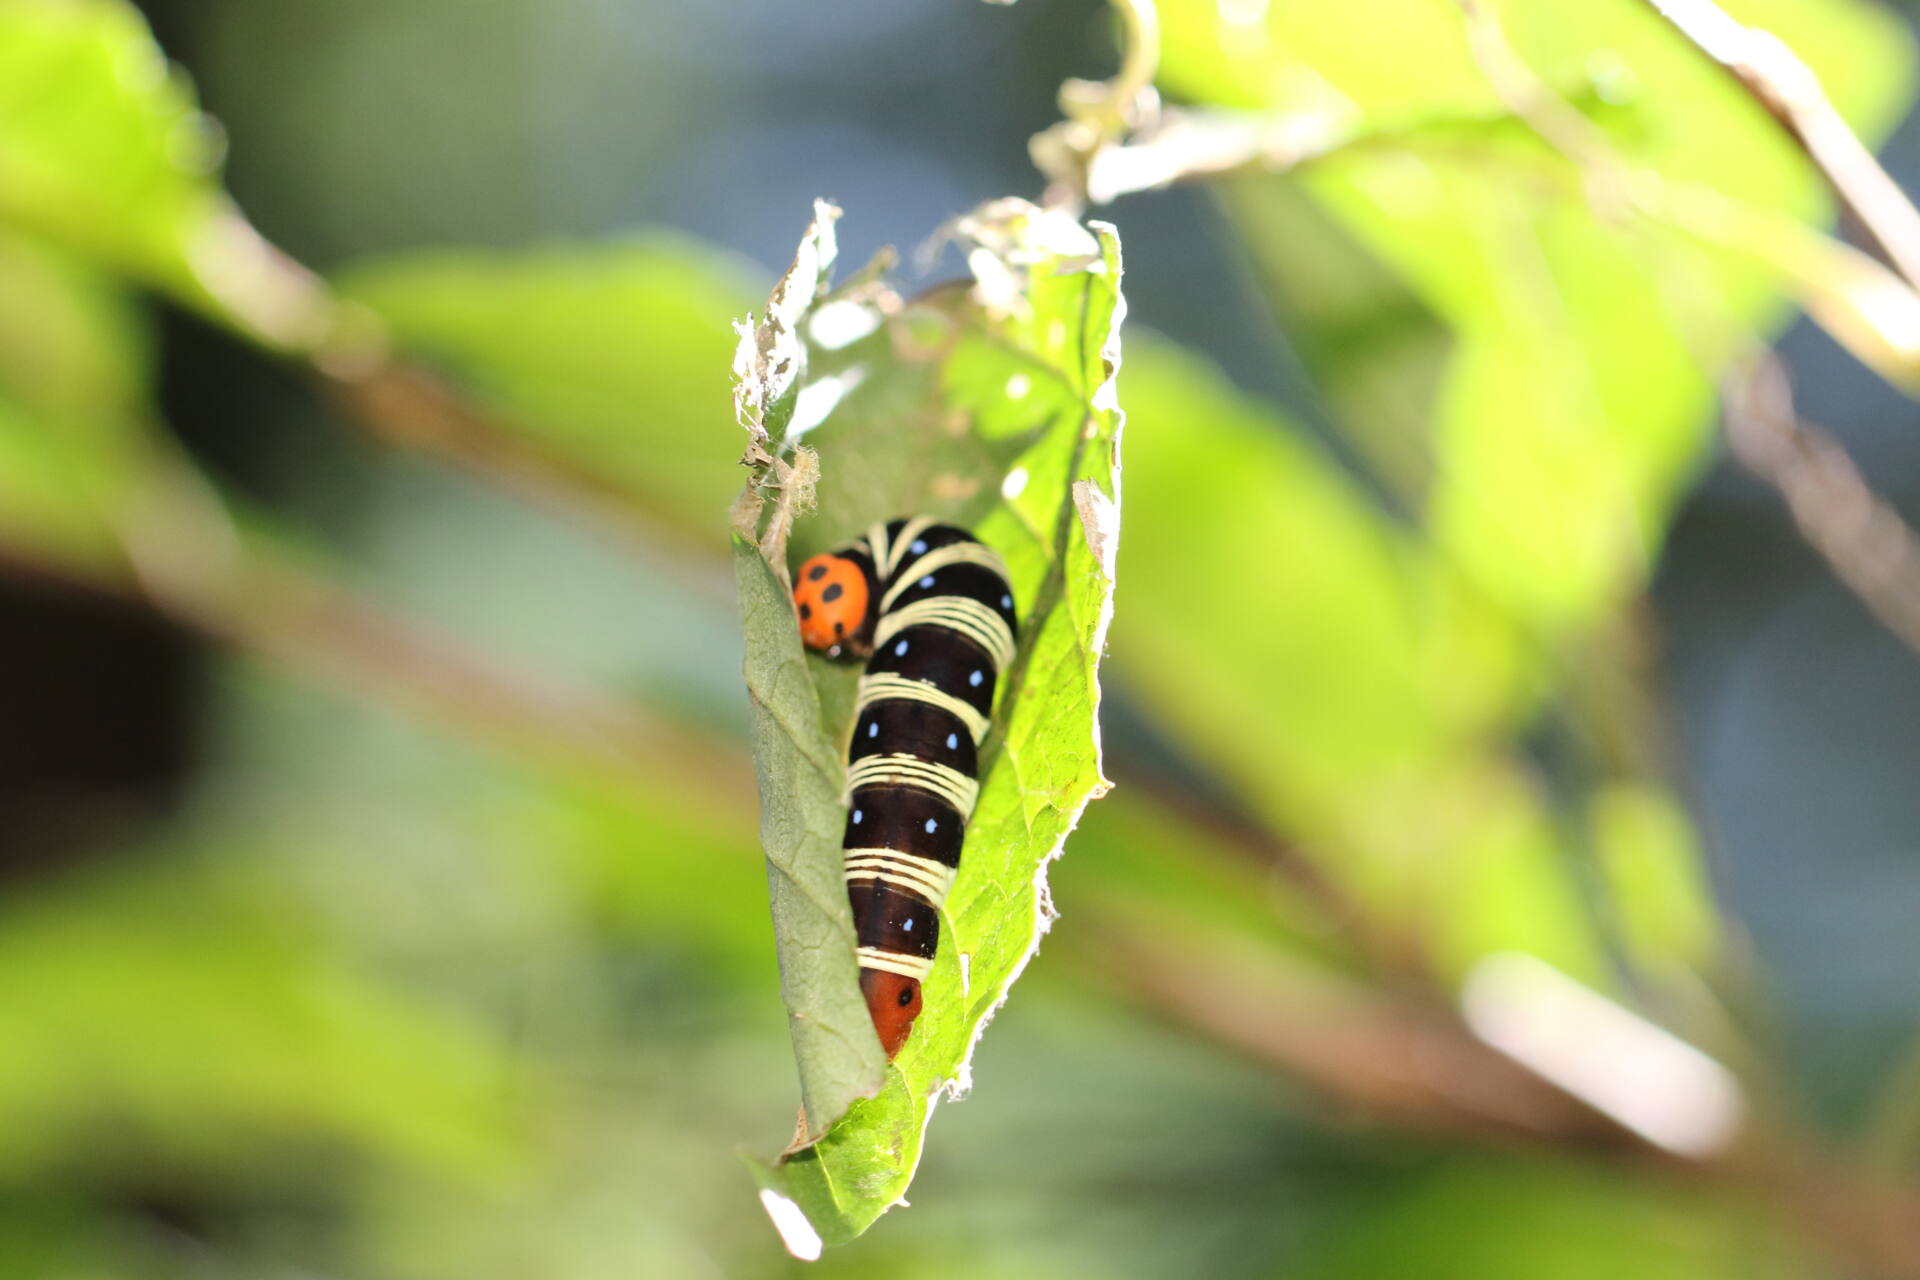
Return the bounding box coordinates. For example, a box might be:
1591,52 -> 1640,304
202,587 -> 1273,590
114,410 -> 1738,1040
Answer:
792,517 -> 1017,1057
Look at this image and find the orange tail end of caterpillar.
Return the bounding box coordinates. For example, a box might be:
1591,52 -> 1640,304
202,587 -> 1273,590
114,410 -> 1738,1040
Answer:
861,968 -> 922,1059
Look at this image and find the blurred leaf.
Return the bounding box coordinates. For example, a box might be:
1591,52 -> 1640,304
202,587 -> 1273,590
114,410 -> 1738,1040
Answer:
337,238 -> 759,544
1057,788 -> 1349,962
0,1197 -> 163,1280
1635,180 -> 1920,391
1588,781 -> 1720,975
1116,335 -> 1517,817
1115,334 -> 1602,980
0,0 -> 215,280
1303,1154 -> 1807,1280
1167,0 -> 1915,631
0,856 -> 518,1188
739,201 -> 1123,1246
529,772 -> 774,979
0,0 -> 333,348
0,231 -> 160,578
1224,178 -> 1452,503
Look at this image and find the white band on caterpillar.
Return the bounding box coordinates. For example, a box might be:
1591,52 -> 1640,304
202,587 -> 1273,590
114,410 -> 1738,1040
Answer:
857,674 -> 991,744
848,753 -> 980,816
883,516 -> 939,576
857,946 -> 934,981
874,596 -> 1016,672
843,848 -> 958,905
881,540 -> 1012,611
865,521 -> 893,581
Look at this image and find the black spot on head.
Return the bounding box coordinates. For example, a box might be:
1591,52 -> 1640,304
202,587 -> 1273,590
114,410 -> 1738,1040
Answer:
808,564 -> 828,581
822,582 -> 844,603
898,983 -> 916,1007
799,603 -> 812,620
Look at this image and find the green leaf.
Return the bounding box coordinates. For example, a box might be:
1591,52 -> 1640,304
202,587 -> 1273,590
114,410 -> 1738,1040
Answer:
736,200 -> 1123,1248
1587,781 -> 1720,976
0,854 -> 518,1185
1115,335 -> 1520,830
336,238 -> 760,545
1303,1153 -> 1808,1280
1113,334 -> 1601,983
731,202 -> 887,1152
0,0 -> 334,349
0,230 -> 159,578
735,538 -> 888,1142
1163,0 -> 1915,632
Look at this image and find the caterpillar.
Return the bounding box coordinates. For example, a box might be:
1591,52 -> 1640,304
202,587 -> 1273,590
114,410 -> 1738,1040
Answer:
792,516 -> 1017,1058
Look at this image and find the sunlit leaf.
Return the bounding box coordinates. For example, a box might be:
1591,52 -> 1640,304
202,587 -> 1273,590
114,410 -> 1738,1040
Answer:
1114,334 -> 1521,828
1302,1153 -> 1808,1280
0,0 -> 335,349
1115,334 -> 1599,981
0,855 -> 518,1184
337,239 -> 759,545
1588,781 -> 1720,976
736,200 -> 1123,1246
0,230 -> 158,578
1165,0 -> 1915,630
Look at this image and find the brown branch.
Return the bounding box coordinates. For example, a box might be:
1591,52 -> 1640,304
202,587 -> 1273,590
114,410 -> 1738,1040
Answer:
1100,751 -> 1426,978
174,555 -> 749,806
320,360 -> 732,594
1099,920 -> 1646,1150
1724,357 -> 1920,660
1095,910 -> 1920,1277
18,466 -> 754,810
193,222 -> 732,581
1638,0 -> 1920,293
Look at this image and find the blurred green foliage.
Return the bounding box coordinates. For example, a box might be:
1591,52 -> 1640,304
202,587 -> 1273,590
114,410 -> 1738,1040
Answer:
339,241 -> 757,543
1,0 -> 1918,1275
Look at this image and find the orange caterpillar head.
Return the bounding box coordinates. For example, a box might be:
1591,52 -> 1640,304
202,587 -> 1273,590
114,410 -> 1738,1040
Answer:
860,968 -> 923,1058
793,553 -> 871,656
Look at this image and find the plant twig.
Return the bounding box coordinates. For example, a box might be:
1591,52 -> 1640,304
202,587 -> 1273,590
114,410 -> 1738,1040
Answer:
1452,0 -> 1631,216
36,461 -> 755,808
1099,910 -> 1920,1278
321,359 -> 732,584
1724,356 -> 1920,661
1082,108 -> 1355,203
1095,918 -> 1658,1150
1030,0 -> 1161,210
1638,0 -> 1920,293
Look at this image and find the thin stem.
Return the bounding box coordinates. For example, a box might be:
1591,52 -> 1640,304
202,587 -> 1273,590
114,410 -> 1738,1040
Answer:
1638,0 -> 1920,294
1031,0 -> 1162,210
90,460 -> 752,807
319,359 -> 733,598
1451,0 -> 1630,215
1724,356 -> 1920,662
1093,917 -> 1659,1149
1108,0 -> 1161,135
